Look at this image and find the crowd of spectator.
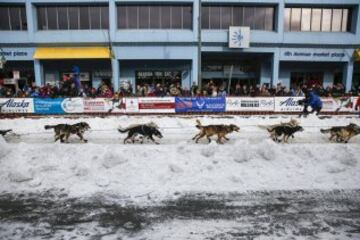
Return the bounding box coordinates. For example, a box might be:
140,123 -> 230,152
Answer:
1,77 -> 359,98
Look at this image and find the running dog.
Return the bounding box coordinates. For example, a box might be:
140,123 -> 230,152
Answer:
118,123 -> 163,144
258,118 -> 299,131
192,120 -> 240,144
44,122 -> 90,143
320,123 -> 360,143
267,125 -> 304,143
0,129 -> 12,136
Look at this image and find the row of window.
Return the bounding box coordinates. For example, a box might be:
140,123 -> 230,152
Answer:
0,6 -> 27,30
0,4 -> 355,32
117,5 -> 192,29
37,6 -> 109,30
284,8 -> 351,32
202,6 -> 274,31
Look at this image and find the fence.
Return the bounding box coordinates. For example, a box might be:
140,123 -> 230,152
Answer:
0,96 -> 358,115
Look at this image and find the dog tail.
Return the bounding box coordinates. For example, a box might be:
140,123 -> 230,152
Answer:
258,125 -> 270,130
320,128 -> 331,134
44,125 -> 56,130
267,127 -> 274,133
118,127 -> 129,133
195,120 -> 202,129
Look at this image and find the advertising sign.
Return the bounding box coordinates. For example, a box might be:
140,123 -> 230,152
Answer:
226,97 -> 274,112
83,98 -> 125,113
61,98 -> 84,113
0,98 -> 34,113
175,97 -> 225,113
138,97 -> 175,113
125,98 -> 139,113
280,48 -> 352,62
274,97 -> 304,112
34,98 -> 65,114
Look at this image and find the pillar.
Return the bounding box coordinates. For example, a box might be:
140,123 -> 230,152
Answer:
271,49 -> 280,86
34,60 -> 43,86
343,61 -> 354,92
111,58 -> 119,91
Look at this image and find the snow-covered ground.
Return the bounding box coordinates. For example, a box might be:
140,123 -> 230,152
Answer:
0,115 -> 359,202
0,115 -> 360,239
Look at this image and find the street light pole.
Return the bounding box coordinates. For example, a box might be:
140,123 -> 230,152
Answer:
197,0 -> 202,89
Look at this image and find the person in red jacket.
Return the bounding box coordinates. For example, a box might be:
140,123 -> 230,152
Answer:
355,95 -> 360,116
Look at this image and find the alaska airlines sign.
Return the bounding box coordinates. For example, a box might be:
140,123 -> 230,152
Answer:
280,48 -> 352,62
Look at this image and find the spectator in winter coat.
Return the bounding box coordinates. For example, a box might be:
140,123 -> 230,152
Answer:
301,90 -> 323,115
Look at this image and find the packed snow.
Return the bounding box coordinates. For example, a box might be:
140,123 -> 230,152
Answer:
0,115 -> 359,204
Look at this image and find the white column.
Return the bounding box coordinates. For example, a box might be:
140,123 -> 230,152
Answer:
343,61 -> 354,92
34,60 -> 43,86
271,49 -> 280,86
111,58 -> 119,92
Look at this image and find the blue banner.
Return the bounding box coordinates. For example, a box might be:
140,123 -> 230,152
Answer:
34,98 -> 65,114
175,97 -> 225,113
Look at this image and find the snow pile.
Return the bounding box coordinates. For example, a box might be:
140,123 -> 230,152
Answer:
0,115 -> 359,203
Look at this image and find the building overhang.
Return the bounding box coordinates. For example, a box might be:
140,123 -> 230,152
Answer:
33,47 -> 112,60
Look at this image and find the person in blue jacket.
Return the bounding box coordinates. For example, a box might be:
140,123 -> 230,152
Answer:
299,89 -> 323,116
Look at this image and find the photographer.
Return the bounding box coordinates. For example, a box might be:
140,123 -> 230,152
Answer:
299,89 -> 323,116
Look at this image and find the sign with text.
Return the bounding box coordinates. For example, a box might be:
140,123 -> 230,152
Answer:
280,48 -> 352,62
175,97 -> 226,113
138,97 -> 175,113
0,98 -> 34,113
274,97 -> 304,112
226,97 -> 274,112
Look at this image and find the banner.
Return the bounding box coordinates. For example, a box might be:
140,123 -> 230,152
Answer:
0,98 -> 34,113
226,97 -> 274,112
138,97 -> 175,113
61,98 -> 84,113
83,98 -> 125,113
34,98 -> 65,114
274,97 -> 304,112
125,98 -> 139,113
321,97 -> 354,112
175,97 -> 225,113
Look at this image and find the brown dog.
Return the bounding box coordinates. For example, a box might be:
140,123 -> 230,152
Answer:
192,120 -> 240,144
321,123 -> 360,143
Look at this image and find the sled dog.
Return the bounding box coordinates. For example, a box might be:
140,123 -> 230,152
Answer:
44,122 -> 90,143
192,120 -> 240,144
267,125 -> 304,143
118,123 -> 163,144
320,123 -> 360,143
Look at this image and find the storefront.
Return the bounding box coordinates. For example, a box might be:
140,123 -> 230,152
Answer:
279,48 -> 354,90
33,47 -> 112,89
119,60 -> 192,92
0,48 -> 35,94
201,52 -> 272,94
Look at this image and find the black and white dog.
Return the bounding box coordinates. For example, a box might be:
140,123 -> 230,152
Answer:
118,123 -> 163,144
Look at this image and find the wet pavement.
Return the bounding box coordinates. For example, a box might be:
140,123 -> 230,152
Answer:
0,189 -> 360,239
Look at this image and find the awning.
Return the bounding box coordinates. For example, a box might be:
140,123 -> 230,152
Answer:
354,49 -> 360,61
33,47 -> 112,59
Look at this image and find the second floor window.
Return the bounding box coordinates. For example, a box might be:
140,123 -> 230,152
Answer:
37,5 -> 109,30
117,5 -> 193,29
201,5 -> 275,31
284,7 -> 352,32
0,5 -> 27,30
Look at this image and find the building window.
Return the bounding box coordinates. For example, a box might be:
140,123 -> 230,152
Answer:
284,7 -> 352,32
0,5 -> 27,30
117,5 -> 193,29
37,5 -> 109,30
202,5 -> 275,31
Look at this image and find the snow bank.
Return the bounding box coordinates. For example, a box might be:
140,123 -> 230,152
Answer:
0,115 -> 359,204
